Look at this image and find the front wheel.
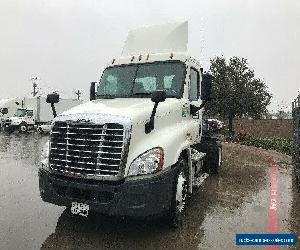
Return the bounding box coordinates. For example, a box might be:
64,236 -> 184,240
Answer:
37,127 -> 44,134
19,122 -> 28,133
167,158 -> 188,228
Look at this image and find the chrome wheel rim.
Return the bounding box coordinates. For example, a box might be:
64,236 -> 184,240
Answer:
20,126 -> 27,132
218,148 -> 222,167
176,171 -> 187,213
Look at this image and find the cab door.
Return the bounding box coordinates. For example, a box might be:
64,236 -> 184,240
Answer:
25,110 -> 35,125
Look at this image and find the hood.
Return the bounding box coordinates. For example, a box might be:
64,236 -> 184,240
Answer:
9,116 -> 24,124
10,116 -> 23,121
57,98 -> 182,125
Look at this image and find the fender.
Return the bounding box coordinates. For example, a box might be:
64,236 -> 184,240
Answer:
125,119 -> 199,176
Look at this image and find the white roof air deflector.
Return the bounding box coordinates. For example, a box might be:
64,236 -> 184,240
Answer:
122,21 -> 188,56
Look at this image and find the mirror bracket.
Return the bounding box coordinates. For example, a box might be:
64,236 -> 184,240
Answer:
190,101 -> 207,116
145,90 -> 166,134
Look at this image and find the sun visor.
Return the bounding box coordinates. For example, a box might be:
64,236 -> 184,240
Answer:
122,21 -> 188,56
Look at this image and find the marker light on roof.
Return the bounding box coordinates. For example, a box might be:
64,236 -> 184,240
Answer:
112,58 -> 116,64
138,55 -> 142,61
170,53 -> 174,59
131,56 -> 135,62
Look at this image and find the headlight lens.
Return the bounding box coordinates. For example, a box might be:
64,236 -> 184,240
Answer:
128,147 -> 164,177
41,140 -> 50,168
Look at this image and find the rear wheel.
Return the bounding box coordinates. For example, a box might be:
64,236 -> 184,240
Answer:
167,157 -> 188,228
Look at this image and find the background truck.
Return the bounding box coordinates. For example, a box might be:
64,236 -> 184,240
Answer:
4,96 -> 82,133
39,21 -> 222,227
292,95 -> 300,187
0,98 -> 22,129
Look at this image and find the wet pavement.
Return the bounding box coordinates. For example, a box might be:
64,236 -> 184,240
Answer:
0,134 -> 298,249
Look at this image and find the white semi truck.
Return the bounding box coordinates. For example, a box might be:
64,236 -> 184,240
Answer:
3,96 -> 82,133
39,22 -> 222,227
0,98 -> 22,128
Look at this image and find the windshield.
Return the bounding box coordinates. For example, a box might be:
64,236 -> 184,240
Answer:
96,61 -> 185,99
15,109 -> 26,117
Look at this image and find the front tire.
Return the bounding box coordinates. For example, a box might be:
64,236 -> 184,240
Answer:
167,157 -> 188,228
37,127 -> 44,134
19,122 -> 28,133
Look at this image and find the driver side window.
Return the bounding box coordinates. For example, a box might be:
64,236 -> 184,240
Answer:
26,110 -> 34,117
189,68 -> 200,101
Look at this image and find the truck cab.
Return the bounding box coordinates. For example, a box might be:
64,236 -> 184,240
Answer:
39,22 -> 222,227
0,98 -> 21,129
3,108 -> 35,132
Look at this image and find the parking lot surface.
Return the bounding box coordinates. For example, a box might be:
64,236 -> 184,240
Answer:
0,134 -> 297,249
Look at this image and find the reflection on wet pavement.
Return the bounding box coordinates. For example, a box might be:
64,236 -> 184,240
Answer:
0,133 -> 64,250
0,134 -> 295,249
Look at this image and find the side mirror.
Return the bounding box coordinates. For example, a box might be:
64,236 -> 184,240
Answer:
46,92 -> 59,104
46,92 -> 60,118
201,73 -> 213,102
151,90 -> 166,103
90,82 -> 96,101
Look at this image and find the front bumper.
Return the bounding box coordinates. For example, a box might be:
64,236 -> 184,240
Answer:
39,167 -> 178,217
3,124 -> 18,132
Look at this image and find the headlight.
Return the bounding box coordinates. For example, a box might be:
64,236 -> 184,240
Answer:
41,140 -> 50,168
128,147 -> 164,177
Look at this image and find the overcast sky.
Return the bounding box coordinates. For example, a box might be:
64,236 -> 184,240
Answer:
0,0 -> 299,112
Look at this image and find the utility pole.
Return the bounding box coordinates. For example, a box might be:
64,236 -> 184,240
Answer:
31,76 -> 39,97
75,90 -> 82,100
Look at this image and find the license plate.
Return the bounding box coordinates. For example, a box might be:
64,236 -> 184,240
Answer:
71,202 -> 89,217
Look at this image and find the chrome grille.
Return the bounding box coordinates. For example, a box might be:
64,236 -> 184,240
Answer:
49,121 -> 125,178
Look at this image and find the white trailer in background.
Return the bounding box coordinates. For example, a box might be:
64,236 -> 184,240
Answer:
3,96 -> 82,133
0,98 -> 22,128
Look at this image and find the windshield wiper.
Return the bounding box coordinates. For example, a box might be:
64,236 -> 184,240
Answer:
132,92 -> 152,97
96,94 -> 116,99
